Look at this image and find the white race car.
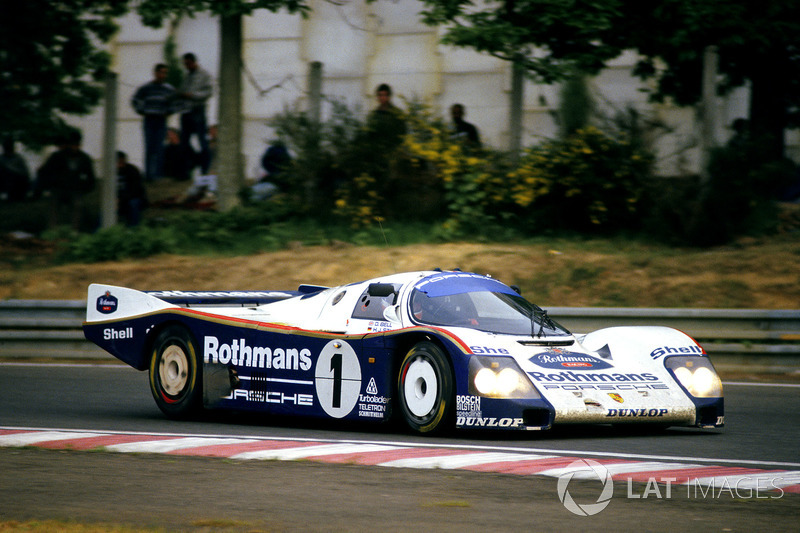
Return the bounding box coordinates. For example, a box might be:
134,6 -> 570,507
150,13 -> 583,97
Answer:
84,270 -> 724,434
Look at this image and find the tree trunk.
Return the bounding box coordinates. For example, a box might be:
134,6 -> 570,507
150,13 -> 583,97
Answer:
216,13 -> 243,211
748,52 -> 788,161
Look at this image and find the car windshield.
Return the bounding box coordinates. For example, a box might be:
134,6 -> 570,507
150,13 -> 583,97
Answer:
409,274 -> 570,337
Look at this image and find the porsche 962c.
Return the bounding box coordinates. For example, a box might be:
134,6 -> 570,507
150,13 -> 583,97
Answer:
83,271 -> 724,434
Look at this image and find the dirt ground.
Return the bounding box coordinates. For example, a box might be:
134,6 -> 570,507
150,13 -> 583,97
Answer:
0,233 -> 798,308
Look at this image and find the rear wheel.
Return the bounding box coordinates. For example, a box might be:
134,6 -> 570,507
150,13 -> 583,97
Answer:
397,341 -> 454,434
149,325 -> 202,418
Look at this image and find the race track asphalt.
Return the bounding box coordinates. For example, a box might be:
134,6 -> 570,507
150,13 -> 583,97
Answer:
1,364 -> 798,531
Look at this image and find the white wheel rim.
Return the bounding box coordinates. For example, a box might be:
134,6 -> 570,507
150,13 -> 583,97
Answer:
403,356 -> 438,418
159,345 -> 189,396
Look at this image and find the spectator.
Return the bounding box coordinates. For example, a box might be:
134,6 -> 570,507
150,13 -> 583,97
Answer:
131,64 -> 176,181
177,53 -> 213,178
36,128 -> 96,229
260,140 -> 291,184
117,151 -> 147,226
251,140 -> 291,201
360,84 -> 409,216
367,83 -> 406,148
450,103 -> 481,147
163,127 -> 189,181
207,124 -> 218,174
0,137 -> 31,201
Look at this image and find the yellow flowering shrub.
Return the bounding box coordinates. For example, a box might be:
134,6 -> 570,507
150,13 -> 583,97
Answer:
402,102 -> 541,235
513,127 -> 653,231
272,99 -> 653,234
333,173 -> 385,228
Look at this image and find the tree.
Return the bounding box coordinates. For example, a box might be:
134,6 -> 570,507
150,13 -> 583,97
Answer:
420,0 -> 800,160
607,1 -> 800,160
136,0 -> 311,210
420,0 -> 624,84
0,0 -> 128,147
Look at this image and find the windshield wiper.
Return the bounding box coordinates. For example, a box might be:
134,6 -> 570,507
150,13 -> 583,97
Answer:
531,306 -> 556,338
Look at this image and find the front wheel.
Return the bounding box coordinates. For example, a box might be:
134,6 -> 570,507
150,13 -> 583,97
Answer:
397,341 -> 454,434
149,325 -> 202,419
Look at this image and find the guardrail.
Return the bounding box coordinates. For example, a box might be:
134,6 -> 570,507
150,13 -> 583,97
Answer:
1,300 -> 798,372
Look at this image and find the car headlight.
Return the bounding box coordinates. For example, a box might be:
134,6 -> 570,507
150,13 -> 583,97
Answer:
469,356 -> 540,399
665,356 -> 723,398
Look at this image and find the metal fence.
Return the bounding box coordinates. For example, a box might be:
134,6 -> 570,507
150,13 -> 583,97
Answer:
1,300 -> 798,372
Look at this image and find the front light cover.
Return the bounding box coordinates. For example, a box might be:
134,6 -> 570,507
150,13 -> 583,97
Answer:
665,356 -> 723,398
468,356 -> 540,399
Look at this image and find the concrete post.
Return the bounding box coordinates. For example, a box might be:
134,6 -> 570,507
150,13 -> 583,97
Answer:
509,63 -> 525,158
101,71 -> 118,228
700,45 -> 719,183
308,61 -> 323,124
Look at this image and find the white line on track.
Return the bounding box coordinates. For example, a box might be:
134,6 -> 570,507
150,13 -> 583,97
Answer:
377,452 -> 559,469
536,462 -> 702,479
0,431 -> 106,446
230,443 -> 403,460
105,437 -> 262,453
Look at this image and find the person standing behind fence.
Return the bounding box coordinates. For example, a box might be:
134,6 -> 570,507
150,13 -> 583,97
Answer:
162,127 -> 188,181
0,137 -> 31,201
450,103 -> 481,148
367,83 -> 407,149
117,151 -> 147,226
177,53 -> 213,178
36,128 -> 96,230
131,64 -> 175,182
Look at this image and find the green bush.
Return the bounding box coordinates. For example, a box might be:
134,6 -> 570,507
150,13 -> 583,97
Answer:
696,136 -> 794,245
57,224 -> 176,262
642,131 -> 796,246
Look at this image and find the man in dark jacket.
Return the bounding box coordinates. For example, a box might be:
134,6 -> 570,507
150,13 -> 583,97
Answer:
132,64 -> 176,181
450,103 -> 481,147
117,151 -> 147,226
0,137 -> 30,201
37,128 -> 96,229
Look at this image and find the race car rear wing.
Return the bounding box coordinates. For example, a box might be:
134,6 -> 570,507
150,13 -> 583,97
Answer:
145,284 -> 328,306
86,283 -> 330,322
145,289 -> 301,306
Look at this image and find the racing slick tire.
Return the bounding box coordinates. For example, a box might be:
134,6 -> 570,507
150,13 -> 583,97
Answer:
149,325 -> 202,419
397,341 -> 454,434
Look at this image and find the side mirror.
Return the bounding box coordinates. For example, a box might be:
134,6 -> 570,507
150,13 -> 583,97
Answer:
383,304 -> 401,323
